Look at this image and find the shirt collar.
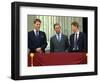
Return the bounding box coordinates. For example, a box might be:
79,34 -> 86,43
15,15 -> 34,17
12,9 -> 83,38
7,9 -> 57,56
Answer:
56,32 -> 61,36
33,29 -> 39,32
75,31 -> 79,35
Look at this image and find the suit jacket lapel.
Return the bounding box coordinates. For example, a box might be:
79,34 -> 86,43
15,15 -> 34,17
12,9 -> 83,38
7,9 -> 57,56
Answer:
57,34 -> 63,43
60,34 -> 64,42
32,31 -> 38,41
53,35 -> 59,43
32,30 -> 35,38
72,34 -> 74,43
54,35 -> 58,42
39,31 -> 44,40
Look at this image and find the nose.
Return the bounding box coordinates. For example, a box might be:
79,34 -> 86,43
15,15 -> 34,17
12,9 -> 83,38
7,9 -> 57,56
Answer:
38,25 -> 40,27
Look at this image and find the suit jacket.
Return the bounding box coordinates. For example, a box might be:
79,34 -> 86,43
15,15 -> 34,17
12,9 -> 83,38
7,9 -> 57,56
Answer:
50,34 -> 69,52
28,30 -> 47,53
69,32 -> 86,52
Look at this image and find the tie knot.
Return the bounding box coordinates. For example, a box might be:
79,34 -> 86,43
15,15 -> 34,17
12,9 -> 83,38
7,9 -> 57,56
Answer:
36,31 -> 38,33
57,33 -> 60,35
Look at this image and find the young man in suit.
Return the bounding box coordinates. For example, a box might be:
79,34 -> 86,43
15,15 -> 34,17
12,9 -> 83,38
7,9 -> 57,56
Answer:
28,19 -> 47,53
50,23 -> 69,52
69,21 -> 86,52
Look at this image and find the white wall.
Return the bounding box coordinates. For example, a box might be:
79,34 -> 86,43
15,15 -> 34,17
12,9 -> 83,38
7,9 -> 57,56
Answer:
0,0 -> 99,82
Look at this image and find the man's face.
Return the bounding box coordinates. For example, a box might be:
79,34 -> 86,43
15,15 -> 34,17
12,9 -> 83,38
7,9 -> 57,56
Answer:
54,25 -> 61,33
34,21 -> 41,31
71,25 -> 78,33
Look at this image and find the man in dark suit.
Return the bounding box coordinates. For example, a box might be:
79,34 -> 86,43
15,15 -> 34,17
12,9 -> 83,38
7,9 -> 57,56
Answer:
69,21 -> 86,52
50,23 -> 69,52
28,19 -> 47,53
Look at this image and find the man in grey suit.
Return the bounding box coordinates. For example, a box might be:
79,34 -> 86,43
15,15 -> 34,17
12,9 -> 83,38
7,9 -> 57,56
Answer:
50,23 -> 69,52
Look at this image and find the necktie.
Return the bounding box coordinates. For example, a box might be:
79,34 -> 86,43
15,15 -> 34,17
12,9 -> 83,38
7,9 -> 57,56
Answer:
36,31 -> 39,38
74,33 -> 77,50
57,33 -> 60,42
35,31 -> 40,44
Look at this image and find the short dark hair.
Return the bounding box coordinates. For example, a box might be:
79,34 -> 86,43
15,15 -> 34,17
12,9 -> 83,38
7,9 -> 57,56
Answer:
71,21 -> 79,28
33,19 -> 41,24
54,23 -> 61,29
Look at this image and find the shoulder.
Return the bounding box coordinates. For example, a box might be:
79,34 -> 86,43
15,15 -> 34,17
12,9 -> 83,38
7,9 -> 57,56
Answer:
70,33 -> 74,37
28,30 -> 33,35
39,31 -> 46,35
79,32 -> 86,36
28,30 -> 33,33
39,31 -> 44,33
50,35 -> 56,40
62,34 -> 68,38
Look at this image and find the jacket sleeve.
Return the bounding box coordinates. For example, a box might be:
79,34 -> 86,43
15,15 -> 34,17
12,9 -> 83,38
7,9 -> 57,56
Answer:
50,37 -> 54,52
28,32 -> 36,51
68,35 -> 73,52
83,33 -> 87,52
65,36 -> 69,50
40,32 -> 48,50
